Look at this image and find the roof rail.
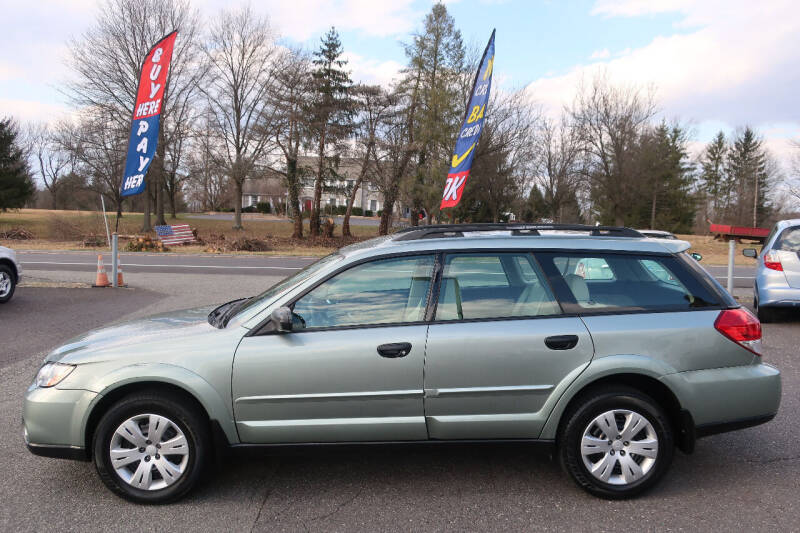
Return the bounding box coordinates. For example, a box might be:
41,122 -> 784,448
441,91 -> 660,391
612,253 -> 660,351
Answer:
392,223 -> 644,241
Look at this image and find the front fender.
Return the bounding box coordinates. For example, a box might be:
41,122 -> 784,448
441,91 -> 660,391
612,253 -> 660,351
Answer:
80,363 -> 239,446
538,354 -> 678,440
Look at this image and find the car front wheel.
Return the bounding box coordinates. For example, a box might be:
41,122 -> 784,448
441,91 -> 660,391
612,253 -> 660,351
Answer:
92,390 -> 209,504
0,265 -> 16,303
558,386 -> 674,499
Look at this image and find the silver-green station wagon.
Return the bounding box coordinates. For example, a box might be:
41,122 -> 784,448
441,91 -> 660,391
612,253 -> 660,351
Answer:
24,224 -> 781,503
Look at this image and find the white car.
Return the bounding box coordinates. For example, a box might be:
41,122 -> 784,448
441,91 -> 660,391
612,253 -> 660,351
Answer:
0,245 -> 21,303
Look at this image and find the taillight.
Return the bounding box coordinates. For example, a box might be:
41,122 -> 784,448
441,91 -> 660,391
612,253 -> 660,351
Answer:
714,308 -> 762,356
763,250 -> 783,271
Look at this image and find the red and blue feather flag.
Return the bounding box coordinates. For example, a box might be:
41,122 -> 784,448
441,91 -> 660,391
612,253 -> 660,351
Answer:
441,29 -> 495,209
120,31 -> 178,197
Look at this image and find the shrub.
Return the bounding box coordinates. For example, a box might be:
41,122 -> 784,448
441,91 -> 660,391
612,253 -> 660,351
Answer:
256,202 -> 272,214
351,207 -> 363,216
364,210 -> 373,217
242,205 -> 257,213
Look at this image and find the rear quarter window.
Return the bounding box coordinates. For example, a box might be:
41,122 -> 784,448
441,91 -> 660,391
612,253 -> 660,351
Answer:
536,251 -> 722,314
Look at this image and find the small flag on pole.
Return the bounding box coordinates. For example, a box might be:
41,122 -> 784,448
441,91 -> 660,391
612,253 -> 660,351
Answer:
154,224 -> 195,246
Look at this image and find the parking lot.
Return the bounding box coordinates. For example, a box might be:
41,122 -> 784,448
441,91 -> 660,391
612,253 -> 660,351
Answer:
1,262 -> 798,531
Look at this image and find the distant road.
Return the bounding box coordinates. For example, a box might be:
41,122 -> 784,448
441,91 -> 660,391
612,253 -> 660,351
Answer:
18,250 -> 756,287
18,250 -> 317,277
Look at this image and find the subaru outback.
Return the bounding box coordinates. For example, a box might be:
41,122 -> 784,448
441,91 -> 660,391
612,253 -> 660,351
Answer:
23,224 -> 781,503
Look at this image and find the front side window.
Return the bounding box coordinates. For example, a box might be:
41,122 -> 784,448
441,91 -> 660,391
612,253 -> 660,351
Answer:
435,253 -> 560,321
538,252 -> 720,312
292,255 -> 435,329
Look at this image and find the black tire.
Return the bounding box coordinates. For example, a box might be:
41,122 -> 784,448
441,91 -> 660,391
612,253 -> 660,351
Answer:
92,390 -> 209,504
558,386 -> 674,499
0,264 -> 16,303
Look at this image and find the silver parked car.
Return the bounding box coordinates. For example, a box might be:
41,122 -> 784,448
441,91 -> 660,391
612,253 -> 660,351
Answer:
744,218 -> 800,322
0,244 -> 21,303
23,224 -> 780,503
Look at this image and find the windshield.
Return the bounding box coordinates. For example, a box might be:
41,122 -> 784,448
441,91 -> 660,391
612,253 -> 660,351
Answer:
226,253 -> 344,323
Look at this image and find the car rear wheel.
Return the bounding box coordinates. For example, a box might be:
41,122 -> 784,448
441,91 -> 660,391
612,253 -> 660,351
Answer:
0,265 -> 16,303
92,390 -> 209,504
558,386 -> 674,499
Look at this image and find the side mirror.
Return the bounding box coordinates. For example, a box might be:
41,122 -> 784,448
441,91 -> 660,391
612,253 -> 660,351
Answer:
742,248 -> 757,258
270,307 -> 293,333
690,252 -> 702,262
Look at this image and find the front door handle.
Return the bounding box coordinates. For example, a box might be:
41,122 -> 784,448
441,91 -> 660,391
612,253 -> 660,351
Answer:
377,342 -> 412,358
545,335 -> 579,350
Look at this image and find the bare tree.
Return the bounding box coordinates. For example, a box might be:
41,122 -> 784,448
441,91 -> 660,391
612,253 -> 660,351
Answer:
533,112 -> 583,222
373,87 -> 419,235
26,123 -> 76,209
202,6 -> 279,229
570,72 -> 657,225
186,107 -> 227,211
268,47 -> 313,238
342,85 -> 392,237
63,110 -> 128,216
65,0 -> 205,229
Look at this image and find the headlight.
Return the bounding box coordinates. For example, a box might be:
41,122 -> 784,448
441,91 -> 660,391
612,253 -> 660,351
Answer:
35,362 -> 76,388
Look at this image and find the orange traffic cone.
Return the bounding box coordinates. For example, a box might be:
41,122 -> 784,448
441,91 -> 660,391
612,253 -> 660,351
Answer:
116,253 -> 126,287
93,255 -> 111,287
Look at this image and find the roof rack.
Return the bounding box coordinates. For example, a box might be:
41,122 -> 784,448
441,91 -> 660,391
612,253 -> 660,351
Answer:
392,223 -> 644,241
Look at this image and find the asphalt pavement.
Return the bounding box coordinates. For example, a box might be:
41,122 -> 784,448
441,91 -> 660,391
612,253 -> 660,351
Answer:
1,260 -> 795,531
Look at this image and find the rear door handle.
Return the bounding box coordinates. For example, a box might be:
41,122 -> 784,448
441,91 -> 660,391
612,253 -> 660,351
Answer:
377,342 -> 412,358
545,335 -> 579,350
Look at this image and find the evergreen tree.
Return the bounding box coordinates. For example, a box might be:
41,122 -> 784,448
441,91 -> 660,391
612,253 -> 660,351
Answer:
700,131 -> 729,220
403,3 -> 465,224
0,117 -> 35,211
726,127 -> 771,227
307,27 -> 353,236
637,122 -> 696,232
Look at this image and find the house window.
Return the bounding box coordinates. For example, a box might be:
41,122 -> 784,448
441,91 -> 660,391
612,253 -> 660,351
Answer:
369,199 -> 378,211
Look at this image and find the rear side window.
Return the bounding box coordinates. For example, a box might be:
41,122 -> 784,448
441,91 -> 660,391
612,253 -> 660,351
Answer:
537,252 -> 721,313
436,253 -> 561,320
773,227 -> 800,252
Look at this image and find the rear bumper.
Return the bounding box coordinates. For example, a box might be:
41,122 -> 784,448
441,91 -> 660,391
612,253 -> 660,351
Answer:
661,363 -> 781,432
756,272 -> 800,307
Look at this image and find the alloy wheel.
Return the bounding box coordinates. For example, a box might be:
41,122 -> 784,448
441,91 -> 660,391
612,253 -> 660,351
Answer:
109,413 -> 190,491
580,409 -> 659,485
0,271 -> 11,298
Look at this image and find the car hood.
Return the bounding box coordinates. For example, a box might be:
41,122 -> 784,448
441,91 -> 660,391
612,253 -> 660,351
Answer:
45,305 -> 217,364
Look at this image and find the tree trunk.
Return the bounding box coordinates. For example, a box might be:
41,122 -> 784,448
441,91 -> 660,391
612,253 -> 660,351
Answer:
169,188 -> 178,219
342,186 -> 358,238
379,182 -> 400,235
141,180 -> 152,232
233,178 -> 243,230
650,190 -> 657,229
310,134 -> 326,237
286,157 -> 303,239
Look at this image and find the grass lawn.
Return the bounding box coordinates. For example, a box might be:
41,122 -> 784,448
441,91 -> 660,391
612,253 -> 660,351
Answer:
0,209 -> 761,265
0,209 -> 378,256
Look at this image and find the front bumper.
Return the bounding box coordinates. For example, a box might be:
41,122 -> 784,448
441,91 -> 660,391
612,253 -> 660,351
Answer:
23,385 -> 97,461
661,363 -> 781,432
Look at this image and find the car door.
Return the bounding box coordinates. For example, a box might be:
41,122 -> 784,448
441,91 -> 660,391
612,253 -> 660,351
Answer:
232,254 -> 435,443
768,225 -> 800,288
423,252 -> 594,440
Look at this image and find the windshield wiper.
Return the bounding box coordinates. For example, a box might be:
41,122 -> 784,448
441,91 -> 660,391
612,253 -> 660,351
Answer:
207,297 -> 248,328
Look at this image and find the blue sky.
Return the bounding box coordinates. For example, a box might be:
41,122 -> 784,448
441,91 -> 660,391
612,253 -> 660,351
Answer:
1,0 -> 798,166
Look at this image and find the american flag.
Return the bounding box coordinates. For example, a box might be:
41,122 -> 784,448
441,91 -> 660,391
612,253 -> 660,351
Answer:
154,224 -> 195,245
